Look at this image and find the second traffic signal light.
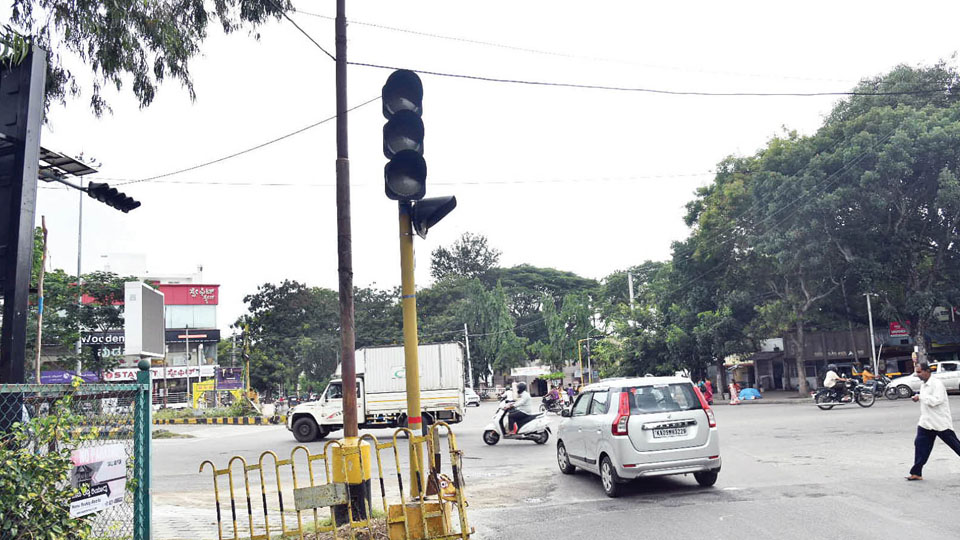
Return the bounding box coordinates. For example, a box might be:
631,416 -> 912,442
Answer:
382,70 -> 426,201
87,182 -> 141,213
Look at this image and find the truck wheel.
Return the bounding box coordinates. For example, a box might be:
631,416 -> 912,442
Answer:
292,417 -> 318,442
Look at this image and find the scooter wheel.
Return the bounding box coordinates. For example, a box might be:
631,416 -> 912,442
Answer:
483,430 -> 500,445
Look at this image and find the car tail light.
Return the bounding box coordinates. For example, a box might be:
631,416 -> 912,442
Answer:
693,386 -> 716,428
611,391 -> 630,435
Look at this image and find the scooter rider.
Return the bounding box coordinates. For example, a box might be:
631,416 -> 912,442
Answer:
504,382 -> 538,433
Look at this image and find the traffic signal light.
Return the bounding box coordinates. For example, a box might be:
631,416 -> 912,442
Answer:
412,196 -> 457,239
87,182 -> 141,213
382,70 -> 426,201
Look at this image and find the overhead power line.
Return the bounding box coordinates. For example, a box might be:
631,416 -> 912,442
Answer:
103,171 -> 713,188
279,7 -> 939,98
347,61 -> 945,97
267,0 -> 336,60
292,8 -> 854,84
116,96 -> 380,186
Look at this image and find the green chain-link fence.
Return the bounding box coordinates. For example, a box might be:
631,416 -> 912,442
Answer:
0,367 -> 151,540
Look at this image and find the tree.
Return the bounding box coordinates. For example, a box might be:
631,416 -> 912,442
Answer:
459,280 -> 526,383
9,0 -> 289,115
430,232 -> 501,281
238,280 -> 339,392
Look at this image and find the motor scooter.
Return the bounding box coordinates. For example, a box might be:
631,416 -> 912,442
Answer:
482,400 -> 551,445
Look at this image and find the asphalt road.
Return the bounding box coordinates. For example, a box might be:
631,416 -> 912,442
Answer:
153,396 -> 960,539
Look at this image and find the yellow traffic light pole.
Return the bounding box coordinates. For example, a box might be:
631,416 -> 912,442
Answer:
399,202 -> 424,498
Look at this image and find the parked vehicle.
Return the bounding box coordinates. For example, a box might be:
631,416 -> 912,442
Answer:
886,361 -> 960,399
482,399 -> 551,445
464,388 -> 481,407
813,379 -> 876,410
287,342 -> 465,442
556,377 -> 721,498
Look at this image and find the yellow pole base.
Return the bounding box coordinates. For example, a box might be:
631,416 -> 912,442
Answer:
388,502 -> 454,540
332,437 -> 373,524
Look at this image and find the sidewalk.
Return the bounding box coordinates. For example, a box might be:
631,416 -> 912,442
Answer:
712,389 -> 811,406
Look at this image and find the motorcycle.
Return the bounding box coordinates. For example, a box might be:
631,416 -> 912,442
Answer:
482,400 -> 551,445
813,379 -> 876,410
540,396 -> 564,414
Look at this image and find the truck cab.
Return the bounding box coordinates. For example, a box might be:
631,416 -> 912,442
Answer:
287,380 -> 363,442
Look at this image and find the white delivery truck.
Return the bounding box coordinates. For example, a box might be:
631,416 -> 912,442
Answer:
286,342 -> 466,442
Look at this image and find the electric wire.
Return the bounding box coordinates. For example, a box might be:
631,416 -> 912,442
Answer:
267,0 -> 336,61
292,8 -> 854,84
115,96 -> 380,186
347,61 -> 946,97
99,171 -> 714,188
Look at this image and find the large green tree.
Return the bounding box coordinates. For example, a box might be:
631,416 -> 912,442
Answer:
10,0 -> 289,115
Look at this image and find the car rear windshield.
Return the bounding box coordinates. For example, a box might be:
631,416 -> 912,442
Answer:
626,384 -> 702,414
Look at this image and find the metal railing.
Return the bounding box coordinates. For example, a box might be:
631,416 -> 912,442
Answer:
201,421 -> 472,540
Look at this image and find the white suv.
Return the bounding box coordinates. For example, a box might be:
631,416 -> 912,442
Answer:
556,377 -> 721,497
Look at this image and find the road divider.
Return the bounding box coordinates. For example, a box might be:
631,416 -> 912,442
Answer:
153,416 -> 287,425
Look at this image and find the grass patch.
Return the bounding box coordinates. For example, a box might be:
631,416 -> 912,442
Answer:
154,400 -> 260,420
152,429 -> 195,439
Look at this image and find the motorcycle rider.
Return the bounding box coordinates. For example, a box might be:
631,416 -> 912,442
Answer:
824,364 -> 849,402
504,382 -> 538,433
543,385 -> 561,410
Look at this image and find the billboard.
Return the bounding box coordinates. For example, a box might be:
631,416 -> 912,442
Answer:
124,282 -> 165,358
216,367 -> 244,390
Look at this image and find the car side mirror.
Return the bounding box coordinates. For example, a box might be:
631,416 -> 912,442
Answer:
561,408 -> 571,417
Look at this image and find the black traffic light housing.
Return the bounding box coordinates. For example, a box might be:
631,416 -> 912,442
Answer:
87,182 -> 141,213
412,196 -> 457,239
382,70 -> 426,201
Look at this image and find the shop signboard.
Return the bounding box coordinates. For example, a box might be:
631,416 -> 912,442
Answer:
101,364 -> 216,382
40,370 -> 100,384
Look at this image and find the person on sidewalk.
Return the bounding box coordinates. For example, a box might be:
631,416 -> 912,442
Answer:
906,360 -> 960,481
704,380 -> 714,405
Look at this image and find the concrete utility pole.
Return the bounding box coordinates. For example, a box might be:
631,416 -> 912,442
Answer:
865,293 -> 878,375
464,323 -> 474,389
34,216 -> 47,383
75,178 -> 84,375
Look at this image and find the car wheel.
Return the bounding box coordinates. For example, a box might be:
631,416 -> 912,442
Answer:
557,442 -> 576,474
483,430 -> 500,445
694,470 -> 719,487
897,385 -> 913,399
600,455 -> 622,498
292,417 -> 318,442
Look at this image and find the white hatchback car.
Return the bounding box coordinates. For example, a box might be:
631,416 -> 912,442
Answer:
464,388 -> 481,407
557,377 -> 721,497
887,360 -> 960,398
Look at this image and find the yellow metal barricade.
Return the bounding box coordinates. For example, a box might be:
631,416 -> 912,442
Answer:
200,424 -> 473,540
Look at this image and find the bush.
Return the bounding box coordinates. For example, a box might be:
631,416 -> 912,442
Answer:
0,386 -> 94,539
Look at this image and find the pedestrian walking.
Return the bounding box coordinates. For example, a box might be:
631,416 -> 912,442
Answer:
704,379 -> 714,405
906,360 -> 960,481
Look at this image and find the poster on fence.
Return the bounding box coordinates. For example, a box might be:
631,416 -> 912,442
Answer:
69,444 -> 127,518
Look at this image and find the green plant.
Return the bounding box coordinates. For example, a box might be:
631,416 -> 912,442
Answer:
0,382 -> 95,539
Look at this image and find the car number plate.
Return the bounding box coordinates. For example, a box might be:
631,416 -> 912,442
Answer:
652,427 -> 687,438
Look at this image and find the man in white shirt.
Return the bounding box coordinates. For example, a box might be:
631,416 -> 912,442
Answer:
906,360 -> 960,480
823,364 -> 848,402
505,382 -> 537,433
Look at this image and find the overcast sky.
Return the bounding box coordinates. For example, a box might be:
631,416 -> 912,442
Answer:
15,0 -> 960,329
